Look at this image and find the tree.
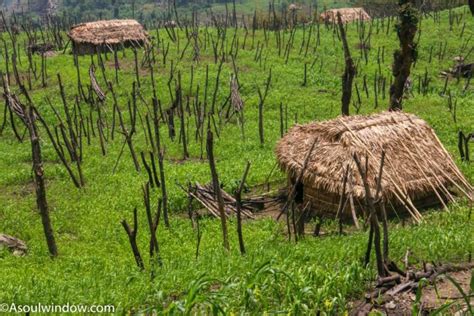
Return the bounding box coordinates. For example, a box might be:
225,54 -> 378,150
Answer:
337,12 -> 356,116
389,0 -> 419,111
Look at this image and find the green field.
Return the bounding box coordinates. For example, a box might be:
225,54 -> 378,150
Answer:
0,5 -> 473,314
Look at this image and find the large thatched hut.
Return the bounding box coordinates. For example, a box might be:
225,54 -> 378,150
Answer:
68,19 -> 149,55
320,7 -> 371,24
276,112 -> 472,221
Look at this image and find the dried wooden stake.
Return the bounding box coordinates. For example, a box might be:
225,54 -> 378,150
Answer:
337,12 -> 356,116
257,68 -> 272,146
5,70 -> 58,257
143,183 -> 162,275
152,98 -> 169,228
121,208 -> 144,270
206,128 -> 229,250
141,152 -> 155,188
235,161 -> 251,255
354,153 -> 387,278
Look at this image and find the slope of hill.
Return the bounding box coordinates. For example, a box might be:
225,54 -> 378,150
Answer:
2,0 -> 468,22
0,4 -> 472,314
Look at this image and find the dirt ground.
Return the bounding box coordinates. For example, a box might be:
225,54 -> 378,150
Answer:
351,268 -> 473,315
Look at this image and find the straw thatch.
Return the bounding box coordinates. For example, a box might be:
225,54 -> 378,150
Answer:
68,19 -> 149,55
320,8 -> 371,24
276,112 -> 473,219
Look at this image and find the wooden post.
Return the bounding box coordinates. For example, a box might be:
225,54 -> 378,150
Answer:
177,72 -> 189,160
33,108 -> 82,188
302,63 -> 307,87
336,165 -> 349,234
121,208 -> 144,270
235,161 -> 251,255
257,68 -> 272,146
109,81 -> 140,172
4,66 -> 58,257
354,153 -> 387,278
27,105 -> 58,257
133,48 -> 140,88
206,129 -> 229,250
143,183 -> 162,274
337,12 -> 355,116
141,152 -> 155,188
152,98 -> 170,228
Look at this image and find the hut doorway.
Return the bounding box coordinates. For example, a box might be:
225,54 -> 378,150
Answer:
290,177 -> 304,204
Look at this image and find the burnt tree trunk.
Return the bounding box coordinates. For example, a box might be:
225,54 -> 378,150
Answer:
27,106 -> 58,257
389,0 -> 418,111
122,208 -> 145,270
337,13 -> 356,116
235,161 -> 251,255
152,98 -> 169,227
257,69 -> 271,146
354,154 -> 386,278
206,129 -> 230,250
4,68 -> 58,257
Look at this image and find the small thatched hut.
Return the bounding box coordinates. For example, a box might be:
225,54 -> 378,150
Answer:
276,112 -> 472,221
320,7 -> 371,24
68,19 -> 149,55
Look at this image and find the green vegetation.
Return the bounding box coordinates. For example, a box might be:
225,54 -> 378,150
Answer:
2,0 -> 330,21
0,5 -> 473,314
2,0 -> 468,22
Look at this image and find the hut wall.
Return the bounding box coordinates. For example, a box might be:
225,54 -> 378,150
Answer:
72,42 -> 99,55
303,185 -> 361,217
299,180 -> 447,219
72,40 -> 146,56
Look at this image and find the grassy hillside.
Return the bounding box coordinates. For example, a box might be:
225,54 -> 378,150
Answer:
2,0 -> 468,22
2,0 -> 329,20
0,5 -> 473,314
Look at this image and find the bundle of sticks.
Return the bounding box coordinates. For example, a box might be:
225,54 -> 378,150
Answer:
351,262 -> 474,315
188,183 -> 268,219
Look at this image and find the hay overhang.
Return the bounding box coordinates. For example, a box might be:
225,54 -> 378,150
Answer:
68,19 -> 149,54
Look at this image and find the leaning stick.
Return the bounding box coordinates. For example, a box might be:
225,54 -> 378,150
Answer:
404,132 -> 456,203
432,162 -> 473,201
277,138 -> 318,220
189,191 -> 221,218
339,119 -> 422,222
384,158 -> 423,221
347,174 -> 361,229
399,139 -> 448,211
407,112 -> 473,192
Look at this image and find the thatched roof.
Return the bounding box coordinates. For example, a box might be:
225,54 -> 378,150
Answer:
320,7 -> 371,23
276,112 -> 472,218
68,19 -> 149,46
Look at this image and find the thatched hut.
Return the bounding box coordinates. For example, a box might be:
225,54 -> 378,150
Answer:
68,19 -> 149,55
320,8 -> 371,24
276,112 -> 472,221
